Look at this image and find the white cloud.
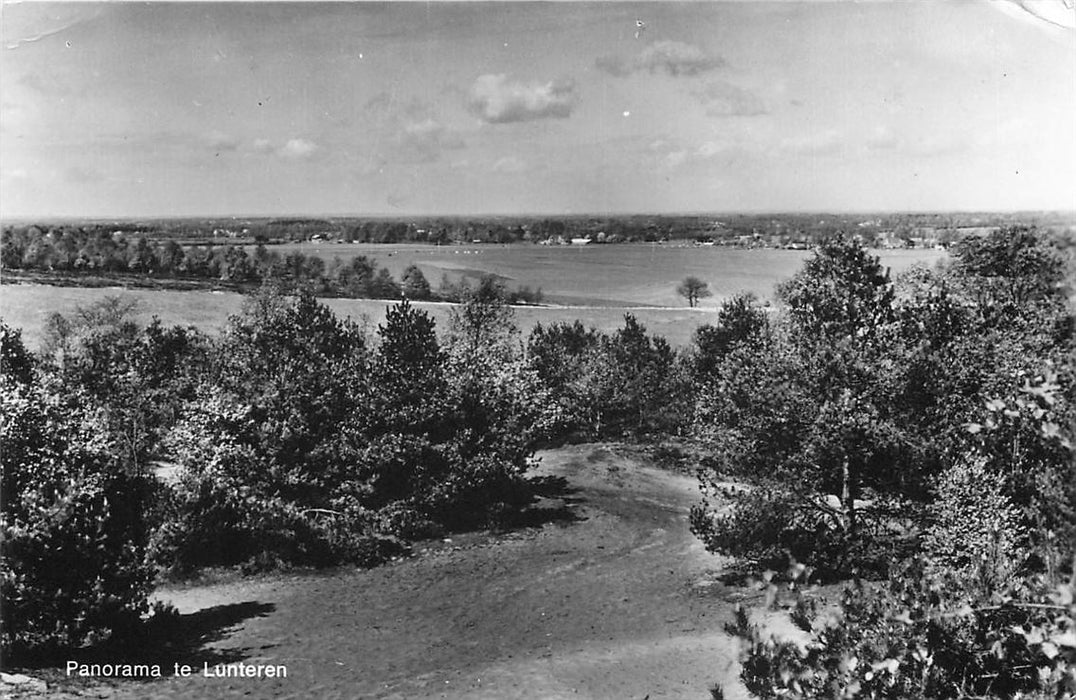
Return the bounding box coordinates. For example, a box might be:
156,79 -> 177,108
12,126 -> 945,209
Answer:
277,138 -> 319,159
252,138 -> 320,159
469,74 -> 578,124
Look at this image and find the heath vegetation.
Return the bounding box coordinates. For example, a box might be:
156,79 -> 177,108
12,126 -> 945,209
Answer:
2,226 -> 1073,699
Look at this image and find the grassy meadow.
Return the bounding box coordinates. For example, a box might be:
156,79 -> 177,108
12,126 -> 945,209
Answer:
0,284 -> 716,349
260,242 -> 948,307
2,245 -> 947,349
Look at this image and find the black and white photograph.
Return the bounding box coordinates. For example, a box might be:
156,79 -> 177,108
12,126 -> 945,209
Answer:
1,1 -> 1074,698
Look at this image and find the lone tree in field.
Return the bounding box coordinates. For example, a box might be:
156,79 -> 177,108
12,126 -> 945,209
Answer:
677,276 -> 712,307
401,264 -> 432,300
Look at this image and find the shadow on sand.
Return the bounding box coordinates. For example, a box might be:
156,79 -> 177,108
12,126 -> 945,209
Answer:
505,474 -> 587,529
10,601 -> 276,684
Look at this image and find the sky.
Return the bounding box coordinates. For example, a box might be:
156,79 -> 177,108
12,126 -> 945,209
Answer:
1,1 -> 1074,218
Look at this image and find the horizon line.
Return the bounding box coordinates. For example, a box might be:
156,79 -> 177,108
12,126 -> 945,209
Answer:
3,208 -> 1076,224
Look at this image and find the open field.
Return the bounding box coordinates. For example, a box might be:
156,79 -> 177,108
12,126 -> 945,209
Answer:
0,284 -> 712,349
259,243 -> 948,307
2,247 -> 947,349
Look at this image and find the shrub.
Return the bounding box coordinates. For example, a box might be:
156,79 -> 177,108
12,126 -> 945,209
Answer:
695,233 -> 1074,582
727,558 -> 1076,700
691,485 -> 918,579
690,486 -> 838,572
724,376 -> 1075,699
923,454 -> 1029,590
966,370 -> 1076,565
151,389 -> 389,572
152,295 -> 544,573
0,322 -> 34,384
1,376 -> 154,660
527,315 -> 687,441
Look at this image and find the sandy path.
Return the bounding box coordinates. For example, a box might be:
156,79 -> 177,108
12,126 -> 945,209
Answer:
11,445 -> 748,700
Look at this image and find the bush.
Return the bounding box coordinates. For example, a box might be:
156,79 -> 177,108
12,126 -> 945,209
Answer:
151,389 -> 393,572
727,558 -> 1076,700
966,370 -> 1076,565
152,295 -> 544,573
0,322 -> 34,384
691,487 -> 839,572
723,374 -> 1075,699
526,316 -> 688,441
694,232 -> 1074,582
1,376 -> 154,660
923,454 -> 1029,589
691,484 -> 919,579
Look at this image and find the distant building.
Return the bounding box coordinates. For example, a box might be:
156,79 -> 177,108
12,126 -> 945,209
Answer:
876,231 -> 898,249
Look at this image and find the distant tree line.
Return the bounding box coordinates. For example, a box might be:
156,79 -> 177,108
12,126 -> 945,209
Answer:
9,211 -> 1069,250
204,210 -> 1076,246
0,226 -> 545,304
1,226 -> 403,297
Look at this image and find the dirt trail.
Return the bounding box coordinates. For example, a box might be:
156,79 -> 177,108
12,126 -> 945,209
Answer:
15,445 -> 749,700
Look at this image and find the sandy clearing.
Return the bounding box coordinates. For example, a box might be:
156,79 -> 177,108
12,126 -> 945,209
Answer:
7,445 -> 752,700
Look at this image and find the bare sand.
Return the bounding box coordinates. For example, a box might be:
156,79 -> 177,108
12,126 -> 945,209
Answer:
7,445 -> 754,700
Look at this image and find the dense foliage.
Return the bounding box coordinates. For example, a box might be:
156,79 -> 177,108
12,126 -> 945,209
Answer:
691,230 -> 1073,576
0,226 -> 417,299
1,324 -> 156,660
152,288 -> 552,572
0,285 -> 551,659
726,556 -> 1076,700
526,314 -> 689,441
697,228 -> 1076,699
